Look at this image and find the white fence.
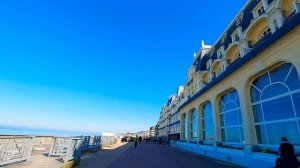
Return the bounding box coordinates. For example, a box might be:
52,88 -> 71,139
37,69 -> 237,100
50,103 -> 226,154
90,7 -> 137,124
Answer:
0,136 -> 34,167
49,136 -> 101,162
0,135 -> 101,166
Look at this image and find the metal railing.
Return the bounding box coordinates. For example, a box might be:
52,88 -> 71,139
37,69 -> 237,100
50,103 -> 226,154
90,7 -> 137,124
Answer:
49,137 -> 71,158
63,138 -> 83,162
80,136 -> 90,151
49,136 -> 101,162
0,136 -> 34,166
49,137 -> 83,162
1,135 -> 101,166
89,136 -> 101,150
77,136 -> 101,151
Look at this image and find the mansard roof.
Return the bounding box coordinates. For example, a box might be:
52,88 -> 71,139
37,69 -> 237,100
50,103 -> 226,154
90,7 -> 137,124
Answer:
194,0 -> 276,71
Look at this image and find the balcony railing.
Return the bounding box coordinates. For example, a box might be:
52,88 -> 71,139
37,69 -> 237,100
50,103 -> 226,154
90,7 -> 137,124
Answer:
284,10 -> 297,24
250,32 -> 272,48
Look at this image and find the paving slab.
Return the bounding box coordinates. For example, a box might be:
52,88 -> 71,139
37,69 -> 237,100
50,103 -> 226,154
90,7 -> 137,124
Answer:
108,142 -> 242,168
79,142 -> 133,168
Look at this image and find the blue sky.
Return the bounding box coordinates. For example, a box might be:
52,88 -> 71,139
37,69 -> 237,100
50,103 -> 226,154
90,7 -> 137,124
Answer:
0,0 -> 246,133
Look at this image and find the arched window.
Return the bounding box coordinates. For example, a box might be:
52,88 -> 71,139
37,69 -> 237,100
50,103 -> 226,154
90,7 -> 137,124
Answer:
182,114 -> 188,140
190,109 -> 198,140
202,72 -> 210,85
251,63 -> 300,145
201,102 -> 214,141
219,89 -> 244,143
278,0 -> 296,18
225,44 -> 240,64
246,18 -> 271,47
211,60 -> 222,78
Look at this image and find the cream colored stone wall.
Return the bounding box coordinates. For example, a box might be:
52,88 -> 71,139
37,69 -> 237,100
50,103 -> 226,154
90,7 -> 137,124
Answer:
180,26 -> 300,146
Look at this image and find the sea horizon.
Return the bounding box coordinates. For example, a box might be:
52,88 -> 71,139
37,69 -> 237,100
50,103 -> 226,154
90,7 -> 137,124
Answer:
0,125 -> 100,137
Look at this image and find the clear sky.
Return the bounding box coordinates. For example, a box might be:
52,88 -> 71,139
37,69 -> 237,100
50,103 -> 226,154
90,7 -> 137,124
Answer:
0,0 -> 246,133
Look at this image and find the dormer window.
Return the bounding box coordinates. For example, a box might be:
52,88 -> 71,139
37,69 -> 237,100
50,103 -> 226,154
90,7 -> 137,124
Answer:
206,62 -> 210,70
253,3 -> 265,18
235,33 -> 240,42
258,6 -> 265,15
217,48 -> 223,59
231,29 -> 239,42
221,33 -> 227,44
259,27 -> 271,39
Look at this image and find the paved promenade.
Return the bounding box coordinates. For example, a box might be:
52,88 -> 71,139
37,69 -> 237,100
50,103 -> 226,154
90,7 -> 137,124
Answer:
81,142 -> 241,168
7,149 -> 63,168
80,142 -> 133,168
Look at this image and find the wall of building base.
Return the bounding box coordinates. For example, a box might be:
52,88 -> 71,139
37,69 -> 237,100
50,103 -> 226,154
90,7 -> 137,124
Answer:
171,141 -> 297,168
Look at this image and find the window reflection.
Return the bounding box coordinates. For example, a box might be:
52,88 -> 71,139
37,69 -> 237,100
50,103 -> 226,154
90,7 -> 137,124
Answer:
251,63 -> 300,145
219,89 -> 244,143
190,109 -> 198,140
182,114 -> 188,140
201,102 -> 214,141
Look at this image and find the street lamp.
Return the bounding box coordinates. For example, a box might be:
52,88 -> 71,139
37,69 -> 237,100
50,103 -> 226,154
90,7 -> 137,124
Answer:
167,114 -> 171,147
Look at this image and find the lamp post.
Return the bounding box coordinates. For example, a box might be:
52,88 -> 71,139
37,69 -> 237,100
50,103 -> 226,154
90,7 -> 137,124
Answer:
167,114 -> 171,147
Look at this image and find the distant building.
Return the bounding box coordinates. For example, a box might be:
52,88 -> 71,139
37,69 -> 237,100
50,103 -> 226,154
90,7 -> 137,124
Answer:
135,131 -> 148,138
155,0 -> 300,167
156,86 -> 184,141
101,132 -> 116,145
101,132 -> 114,137
149,126 -> 155,137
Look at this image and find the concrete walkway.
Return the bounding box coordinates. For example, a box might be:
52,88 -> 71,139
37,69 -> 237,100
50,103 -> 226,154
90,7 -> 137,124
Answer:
7,150 -> 63,168
80,142 -> 133,168
80,142 -> 241,168
107,142 -> 241,168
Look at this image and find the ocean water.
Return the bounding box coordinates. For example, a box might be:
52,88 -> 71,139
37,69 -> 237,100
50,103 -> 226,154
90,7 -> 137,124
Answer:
0,125 -> 99,137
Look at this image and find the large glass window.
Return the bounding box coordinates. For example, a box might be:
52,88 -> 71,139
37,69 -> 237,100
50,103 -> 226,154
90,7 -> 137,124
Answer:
201,102 -> 214,141
219,89 -> 244,143
190,109 -> 198,140
251,63 -> 300,145
182,114 -> 188,140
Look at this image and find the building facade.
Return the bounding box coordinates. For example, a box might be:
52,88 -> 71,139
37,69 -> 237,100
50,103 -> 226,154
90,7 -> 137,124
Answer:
157,0 -> 300,167
149,126 -> 155,137
156,86 -> 185,141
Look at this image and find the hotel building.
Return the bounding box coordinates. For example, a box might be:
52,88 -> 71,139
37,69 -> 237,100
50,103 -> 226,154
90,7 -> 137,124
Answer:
157,86 -> 184,141
156,0 -> 300,167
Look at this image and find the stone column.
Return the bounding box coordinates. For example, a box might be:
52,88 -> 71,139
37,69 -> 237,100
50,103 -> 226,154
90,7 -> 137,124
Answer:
187,112 -> 191,142
211,98 -> 221,143
197,106 -> 203,142
236,83 -> 257,152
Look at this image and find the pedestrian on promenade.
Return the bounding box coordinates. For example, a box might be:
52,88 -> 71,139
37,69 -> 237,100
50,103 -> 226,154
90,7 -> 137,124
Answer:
139,136 -> 142,144
134,135 -> 139,149
274,137 -> 300,168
